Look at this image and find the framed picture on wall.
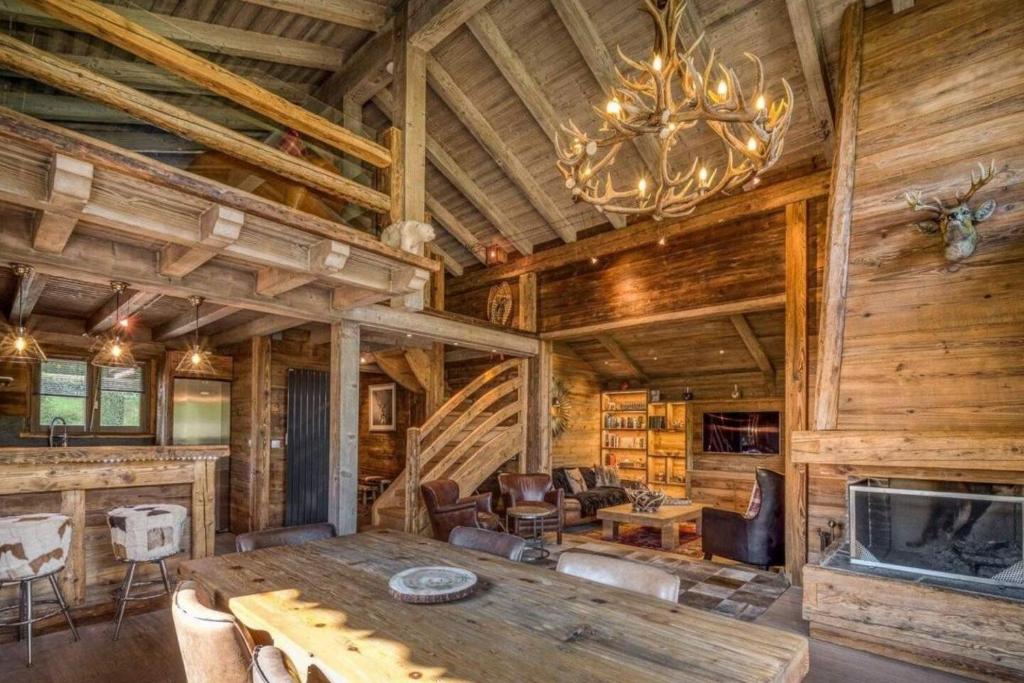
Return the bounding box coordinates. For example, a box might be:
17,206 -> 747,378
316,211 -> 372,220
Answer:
368,383 -> 396,432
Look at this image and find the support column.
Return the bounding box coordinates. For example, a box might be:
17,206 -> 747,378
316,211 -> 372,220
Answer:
329,321 -> 361,535
517,272 -> 537,333
784,200 -> 810,585
526,340 -> 552,473
249,335 -> 271,532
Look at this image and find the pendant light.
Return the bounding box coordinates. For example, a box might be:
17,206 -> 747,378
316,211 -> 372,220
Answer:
91,281 -> 137,368
0,263 -> 47,363
174,295 -> 214,375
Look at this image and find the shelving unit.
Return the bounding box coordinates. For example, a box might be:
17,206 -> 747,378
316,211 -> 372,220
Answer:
600,389 -> 648,485
647,401 -> 688,492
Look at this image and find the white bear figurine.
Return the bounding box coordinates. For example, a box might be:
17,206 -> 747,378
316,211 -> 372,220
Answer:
381,220 -> 435,256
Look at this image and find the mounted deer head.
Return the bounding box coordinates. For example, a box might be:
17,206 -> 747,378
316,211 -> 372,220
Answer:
904,160 -> 1000,262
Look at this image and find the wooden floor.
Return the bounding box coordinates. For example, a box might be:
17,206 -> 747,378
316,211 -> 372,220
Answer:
0,534 -> 971,683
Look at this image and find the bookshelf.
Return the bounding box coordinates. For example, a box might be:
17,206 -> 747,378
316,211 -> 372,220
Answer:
647,401 -> 688,492
600,389 -> 648,486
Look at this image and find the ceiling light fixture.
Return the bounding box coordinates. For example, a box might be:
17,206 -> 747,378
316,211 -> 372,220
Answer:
92,282 -> 137,369
175,296 -> 214,375
0,264 -> 46,363
556,0 -> 793,220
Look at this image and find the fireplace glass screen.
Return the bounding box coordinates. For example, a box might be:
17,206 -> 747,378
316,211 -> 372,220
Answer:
849,479 -> 1024,585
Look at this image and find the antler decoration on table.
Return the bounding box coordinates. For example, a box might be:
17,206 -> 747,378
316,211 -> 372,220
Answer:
555,0 -> 794,221
905,160 -> 1000,262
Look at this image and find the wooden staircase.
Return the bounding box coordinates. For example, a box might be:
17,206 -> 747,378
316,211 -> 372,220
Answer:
372,358 -> 528,533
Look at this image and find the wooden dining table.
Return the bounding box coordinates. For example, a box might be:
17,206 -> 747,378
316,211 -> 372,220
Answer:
179,529 -> 808,682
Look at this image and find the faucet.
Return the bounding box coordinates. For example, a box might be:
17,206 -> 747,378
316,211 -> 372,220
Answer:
48,416 -> 68,447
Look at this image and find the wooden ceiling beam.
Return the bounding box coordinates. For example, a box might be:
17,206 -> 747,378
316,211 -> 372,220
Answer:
315,20 -> 394,108
730,314 -> 776,385
19,0 -> 391,168
426,56 -> 576,244
6,268 -> 46,323
0,0 -> 345,70
153,303 -> 236,341
425,194 -> 484,264
372,348 -> 425,392
86,289 -> 161,334
159,205 -> 244,279
0,36 -> 391,213
209,314 -> 306,348
32,153 -> 93,254
549,0 -> 661,175
595,334 -> 649,383
450,170 -> 830,292
466,9 -> 624,230
408,0 -> 492,52
241,0 -> 389,31
426,241 -> 465,277
785,0 -> 835,160
374,89 -> 529,255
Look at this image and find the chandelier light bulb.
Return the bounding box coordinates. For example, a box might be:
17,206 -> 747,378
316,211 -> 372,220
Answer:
14,336 -> 26,352
606,98 -> 622,116
747,136 -> 758,151
755,94 -> 766,110
698,167 -> 708,182
717,80 -> 728,96
638,177 -> 647,195
651,54 -> 663,71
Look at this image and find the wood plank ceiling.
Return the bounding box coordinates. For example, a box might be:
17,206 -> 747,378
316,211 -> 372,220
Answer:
0,0 -> 849,271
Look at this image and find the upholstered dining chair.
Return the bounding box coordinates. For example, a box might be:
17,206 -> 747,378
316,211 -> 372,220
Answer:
556,552 -> 681,603
420,479 -> 501,541
701,468 -> 785,570
498,472 -> 564,544
235,523 -> 336,553
449,526 -> 527,561
172,581 -> 297,683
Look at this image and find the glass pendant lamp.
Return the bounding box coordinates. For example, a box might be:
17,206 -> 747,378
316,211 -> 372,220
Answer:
0,263 -> 47,363
174,296 -> 215,375
91,282 -> 137,369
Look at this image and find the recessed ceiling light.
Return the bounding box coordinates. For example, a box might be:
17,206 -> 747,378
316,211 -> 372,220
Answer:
405,333 -> 412,338
719,349 -> 725,355
590,256 -> 598,265
657,236 -> 666,246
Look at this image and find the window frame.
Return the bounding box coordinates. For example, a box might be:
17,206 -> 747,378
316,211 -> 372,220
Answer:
33,356 -> 151,435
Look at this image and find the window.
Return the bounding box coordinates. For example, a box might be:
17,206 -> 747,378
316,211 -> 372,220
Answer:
98,366 -> 145,429
38,360 -> 88,427
36,359 -> 149,433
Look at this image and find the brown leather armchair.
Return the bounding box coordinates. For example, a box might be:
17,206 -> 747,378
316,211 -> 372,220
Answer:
498,473 -> 564,545
420,479 -> 501,542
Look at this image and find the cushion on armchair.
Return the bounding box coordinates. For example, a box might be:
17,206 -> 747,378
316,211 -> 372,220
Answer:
565,468 -> 588,493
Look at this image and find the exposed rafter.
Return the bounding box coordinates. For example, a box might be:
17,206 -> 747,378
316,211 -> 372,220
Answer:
549,0 -> 661,175
0,0 -> 345,70
241,0 -> 389,31
785,0 -> 836,159
153,303 -> 236,341
466,9 -> 624,230
730,314 -> 776,385
86,289 -> 161,334
6,268 -> 46,323
209,314 -> 306,348
595,333 -> 649,382
426,241 -> 464,277
425,194 -> 484,263
315,19 -> 395,108
426,56 -> 577,244
407,0 -> 492,51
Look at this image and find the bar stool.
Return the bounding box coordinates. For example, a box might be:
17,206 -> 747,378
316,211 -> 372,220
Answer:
107,503 -> 187,640
0,512 -> 80,666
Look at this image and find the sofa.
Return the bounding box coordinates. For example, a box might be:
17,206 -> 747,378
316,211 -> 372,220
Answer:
552,466 -> 630,526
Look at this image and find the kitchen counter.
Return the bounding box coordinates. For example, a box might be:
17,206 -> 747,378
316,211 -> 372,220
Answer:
0,445 -> 227,624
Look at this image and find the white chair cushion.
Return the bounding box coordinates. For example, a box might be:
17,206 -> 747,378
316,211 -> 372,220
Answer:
0,513 -> 72,581
108,504 -> 187,562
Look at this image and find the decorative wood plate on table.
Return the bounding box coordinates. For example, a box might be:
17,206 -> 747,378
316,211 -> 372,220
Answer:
388,566 -> 478,604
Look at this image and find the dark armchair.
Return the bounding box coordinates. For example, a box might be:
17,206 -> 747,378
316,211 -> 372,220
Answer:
420,479 -> 501,542
701,468 -> 785,570
498,473 -> 564,545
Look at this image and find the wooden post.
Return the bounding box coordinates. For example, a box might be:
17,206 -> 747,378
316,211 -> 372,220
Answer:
517,272 -> 537,333
191,460 -> 216,558
518,358 -> 529,473
405,427 -> 422,533
329,321 -> 361,535
784,200 -> 810,585
426,343 -> 445,416
393,7 -> 427,224
526,341 -> 552,472
249,335 -> 271,532
813,0 -> 862,431
59,489 -> 85,605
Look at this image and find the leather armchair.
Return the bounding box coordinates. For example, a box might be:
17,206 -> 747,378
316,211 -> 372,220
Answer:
420,479 -> 500,542
498,473 -> 564,545
702,468 -> 785,570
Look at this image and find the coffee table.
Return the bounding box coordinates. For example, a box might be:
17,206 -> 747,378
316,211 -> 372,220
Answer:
596,502 -> 705,550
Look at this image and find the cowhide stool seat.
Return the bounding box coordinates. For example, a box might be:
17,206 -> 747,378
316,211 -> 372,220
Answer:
0,513 -> 80,666
106,503 -> 187,640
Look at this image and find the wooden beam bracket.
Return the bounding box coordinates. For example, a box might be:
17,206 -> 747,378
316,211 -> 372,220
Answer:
32,153 -> 94,253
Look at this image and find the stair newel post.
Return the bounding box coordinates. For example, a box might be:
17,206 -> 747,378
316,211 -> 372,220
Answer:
405,427 -> 422,533
518,358 -> 529,473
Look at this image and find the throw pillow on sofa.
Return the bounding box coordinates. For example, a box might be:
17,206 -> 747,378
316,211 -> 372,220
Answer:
565,468 -> 588,494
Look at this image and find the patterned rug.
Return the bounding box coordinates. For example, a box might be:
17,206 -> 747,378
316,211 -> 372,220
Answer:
571,521 -> 705,560
547,527 -> 789,622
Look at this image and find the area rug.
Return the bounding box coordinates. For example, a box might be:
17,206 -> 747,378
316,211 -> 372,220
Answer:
570,521 -> 705,561
547,530 -> 790,622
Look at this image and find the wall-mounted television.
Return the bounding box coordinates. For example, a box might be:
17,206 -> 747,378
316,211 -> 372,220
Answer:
702,411 -> 780,455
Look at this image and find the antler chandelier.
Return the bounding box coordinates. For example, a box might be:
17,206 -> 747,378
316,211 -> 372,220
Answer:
556,0 -> 794,220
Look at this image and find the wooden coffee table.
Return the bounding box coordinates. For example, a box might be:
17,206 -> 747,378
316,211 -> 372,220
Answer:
597,502 -> 705,550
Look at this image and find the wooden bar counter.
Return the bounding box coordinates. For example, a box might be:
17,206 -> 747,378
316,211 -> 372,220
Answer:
0,445 -> 227,626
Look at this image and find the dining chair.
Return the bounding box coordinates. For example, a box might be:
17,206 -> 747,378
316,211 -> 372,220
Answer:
252,645 -> 298,683
235,523 -> 336,553
171,581 -> 254,683
449,526 -> 526,561
556,552 -> 681,602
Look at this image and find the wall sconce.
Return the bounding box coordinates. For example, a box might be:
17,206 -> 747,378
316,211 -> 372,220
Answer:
485,244 -> 508,266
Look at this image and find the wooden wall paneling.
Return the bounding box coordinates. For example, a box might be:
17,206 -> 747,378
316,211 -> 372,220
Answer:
550,342 -> 602,469
228,341 -> 252,535
249,336 -> 272,532
784,200 -> 810,585
328,321 -> 360,535
812,0 -> 863,431
527,341 -> 552,472
517,272 -> 537,333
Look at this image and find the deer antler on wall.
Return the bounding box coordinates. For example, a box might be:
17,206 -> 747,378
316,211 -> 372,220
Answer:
904,160 -> 1000,262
